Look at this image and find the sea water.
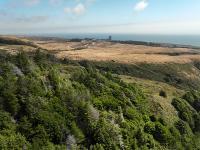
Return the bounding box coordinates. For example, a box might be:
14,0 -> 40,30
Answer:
33,33 -> 200,47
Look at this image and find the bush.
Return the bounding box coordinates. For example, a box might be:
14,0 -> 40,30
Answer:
136,128 -> 155,149
144,122 -> 155,134
172,98 -> 196,130
183,91 -> 200,112
153,122 -> 170,144
175,120 -> 193,135
15,51 -> 31,74
124,107 -> 141,121
0,132 -> 29,150
159,90 -> 167,98
93,118 -> 121,149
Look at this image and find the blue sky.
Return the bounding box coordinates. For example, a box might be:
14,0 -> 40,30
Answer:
0,0 -> 200,34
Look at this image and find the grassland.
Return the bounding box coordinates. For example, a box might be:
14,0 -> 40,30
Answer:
3,35 -> 200,63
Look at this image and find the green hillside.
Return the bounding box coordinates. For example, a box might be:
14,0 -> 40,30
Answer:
0,50 -> 199,149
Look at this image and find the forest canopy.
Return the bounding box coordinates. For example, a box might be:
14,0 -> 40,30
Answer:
0,50 -> 199,150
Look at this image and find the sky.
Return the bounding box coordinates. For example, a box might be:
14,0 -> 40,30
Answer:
0,0 -> 200,35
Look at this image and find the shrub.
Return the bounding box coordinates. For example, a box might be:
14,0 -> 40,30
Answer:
0,111 -> 15,131
172,98 -> 196,130
124,107 -> 141,121
71,122 -> 85,143
15,51 -> 31,74
136,128 -> 155,149
0,132 -> 29,150
175,120 -> 193,135
94,96 -> 119,111
153,122 -> 170,144
159,90 -> 167,98
183,91 -> 200,112
144,122 -> 155,134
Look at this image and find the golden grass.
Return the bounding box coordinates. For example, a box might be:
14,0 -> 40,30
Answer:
53,42 -> 200,64
1,36 -> 200,64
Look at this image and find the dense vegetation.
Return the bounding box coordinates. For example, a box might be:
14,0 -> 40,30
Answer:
0,50 -> 199,149
85,61 -> 200,90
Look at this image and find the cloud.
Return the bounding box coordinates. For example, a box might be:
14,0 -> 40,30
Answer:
64,3 -> 86,15
63,0 -> 96,16
134,0 -> 148,12
73,3 -> 86,15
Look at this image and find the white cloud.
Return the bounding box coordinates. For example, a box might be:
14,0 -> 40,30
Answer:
73,3 -> 86,15
134,0 -> 148,12
64,3 -> 86,15
63,0 -> 96,16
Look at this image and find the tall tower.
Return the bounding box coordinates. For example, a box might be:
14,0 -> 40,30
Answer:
108,35 -> 112,41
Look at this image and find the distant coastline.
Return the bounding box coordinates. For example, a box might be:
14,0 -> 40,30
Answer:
1,34 -> 200,50
20,34 -> 200,50
22,33 -> 200,47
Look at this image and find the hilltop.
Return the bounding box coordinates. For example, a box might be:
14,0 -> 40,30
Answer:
0,36 -> 200,149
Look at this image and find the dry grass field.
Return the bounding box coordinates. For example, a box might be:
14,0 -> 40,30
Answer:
33,38 -> 200,64
1,36 -> 200,64
56,43 -> 200,64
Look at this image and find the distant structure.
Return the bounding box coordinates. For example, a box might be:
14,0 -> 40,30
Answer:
108,35 -> 112,41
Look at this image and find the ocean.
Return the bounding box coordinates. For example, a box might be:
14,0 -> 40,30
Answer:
35,33 -> 200,47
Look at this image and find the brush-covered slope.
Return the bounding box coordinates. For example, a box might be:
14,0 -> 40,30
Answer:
0,50 -> 199,150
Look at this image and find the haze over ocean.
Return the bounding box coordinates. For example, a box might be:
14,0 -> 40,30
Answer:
33,33 -> 200,47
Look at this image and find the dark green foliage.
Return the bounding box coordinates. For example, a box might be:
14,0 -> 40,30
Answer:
153,122 -> 170,144
0,111 -> 30,149
175,120 -> 193,135
93,118 -> 121,149
0,65 -> 19,116
159,90 -> 167,98
172,94 -> 200,149
144,121 -> 174,146
0,50 -> 199,149
183,91 -> 200,112
15,51 -> 31,74
172,97 -> 200,134
144,122 -> 155,134
0,132 -> 29,150
172,98 -> 197,130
